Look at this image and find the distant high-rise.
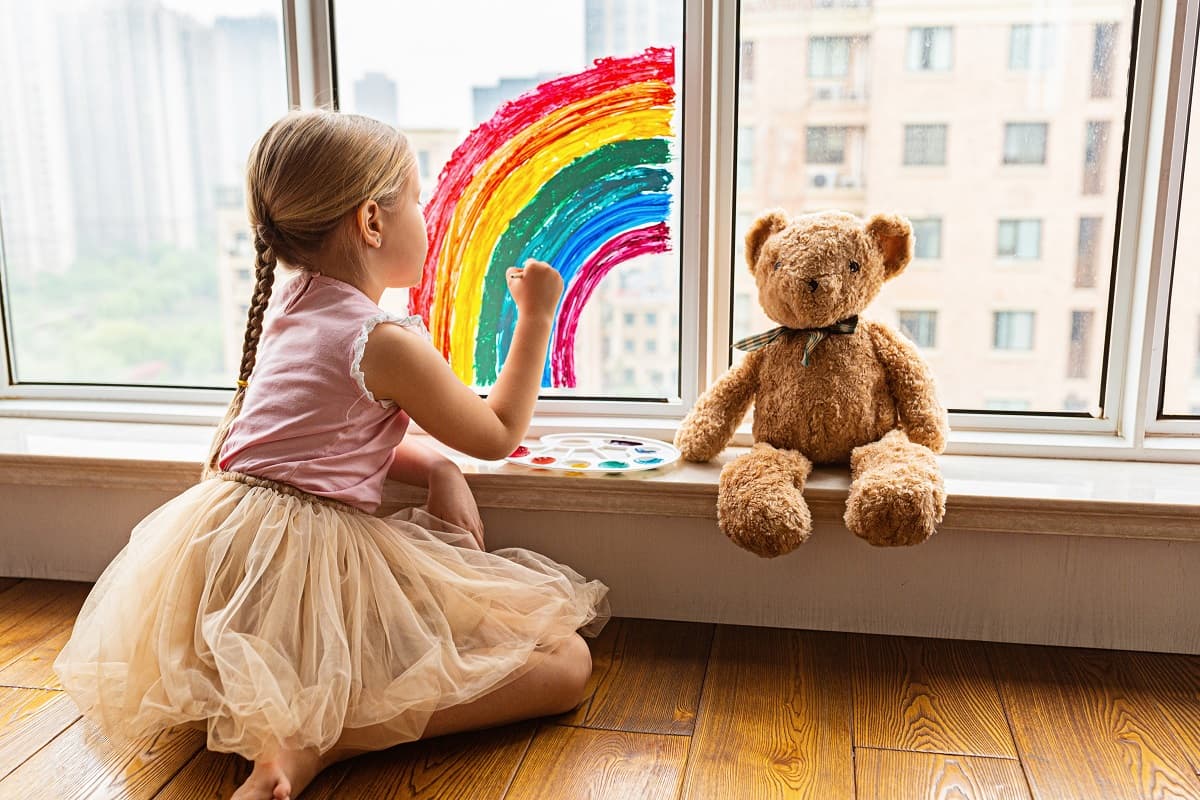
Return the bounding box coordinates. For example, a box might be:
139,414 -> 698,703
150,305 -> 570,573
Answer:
585,0 -> 679,63
471,74 -> 559,127
0,4 -> 75,275
355,72 -> 400,127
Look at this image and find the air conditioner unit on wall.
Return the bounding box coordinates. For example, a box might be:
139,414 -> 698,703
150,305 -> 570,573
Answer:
808,167 -> 840,188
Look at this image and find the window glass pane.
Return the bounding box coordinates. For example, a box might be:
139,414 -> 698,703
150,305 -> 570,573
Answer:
1003,122 -> 1048,164
1163,45 -> 1200,417
899,310 -> 937,348
1,2 -> 286,386
334,0 -> 684,400
733,0 -> 1133,414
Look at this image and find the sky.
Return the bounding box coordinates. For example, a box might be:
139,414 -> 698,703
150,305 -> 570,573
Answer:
161,0 -> 588,130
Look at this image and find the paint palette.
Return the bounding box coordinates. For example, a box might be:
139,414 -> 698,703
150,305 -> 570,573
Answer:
506,433 -> 680,474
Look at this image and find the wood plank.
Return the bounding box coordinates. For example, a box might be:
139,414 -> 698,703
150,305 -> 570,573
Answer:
0,687 -> 80,781
0,579 -> 21,595
0,580 -> 79,630
0,582 -> 90,675
302,723 -> 535,800
504,724 -> 687,800
990,643 -> 1200,800
563,619 -> 712,735
0,626 -> 72,690
856,748 -> 1032,800
1120,651 -> 1200,776
851,634 -> 1018,757
558,618 -> 621,727
681,627 -> 854,800
0,716 -> 204,799
151,747 -> 251,800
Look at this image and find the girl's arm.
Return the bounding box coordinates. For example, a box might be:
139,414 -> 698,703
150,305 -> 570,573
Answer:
386,438 -> 458,487
360,260 -> 562,461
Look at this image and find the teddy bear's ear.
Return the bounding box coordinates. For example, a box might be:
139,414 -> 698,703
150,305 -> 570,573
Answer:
744,210 -> 789,274
865,214 -> 914,280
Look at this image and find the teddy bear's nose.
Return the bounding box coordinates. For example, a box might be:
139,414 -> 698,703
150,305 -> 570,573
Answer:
807,279 -> 820,292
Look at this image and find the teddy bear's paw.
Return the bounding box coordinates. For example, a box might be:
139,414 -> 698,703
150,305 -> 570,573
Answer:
717,476 -> 812,557
844,463 -> 946,547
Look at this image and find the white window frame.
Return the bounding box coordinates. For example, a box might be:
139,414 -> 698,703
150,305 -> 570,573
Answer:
1,0 -> 1198,462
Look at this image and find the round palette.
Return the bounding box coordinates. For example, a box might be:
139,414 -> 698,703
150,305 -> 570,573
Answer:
505,433 -> 681,473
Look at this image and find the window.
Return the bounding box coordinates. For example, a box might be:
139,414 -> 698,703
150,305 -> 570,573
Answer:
1075,217 -> 1102,288
645,312 -> 658,326
624,313 -> 636,326
807,126 -> 847,163
906,27 -> 953,72
911,218 -> 943,260
1009,24 -> 1057,71
1068,311 -> 1093,379
335,1 -> 686,400
899,311 -> 937,348
1092,23 -> 1118,98
0,3 -> 288,387
994,311 -> 1035,351
985,399 -> 1032,411
809,36 -> 851,78
647,339 -> 658,354
1003,123 -> 1048,164
904,124 -> 947,166
997,219 -> 1042,260
1084,121 -> 1110,195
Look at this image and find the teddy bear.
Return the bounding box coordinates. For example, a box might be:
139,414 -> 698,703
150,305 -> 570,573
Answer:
675,209 -> 948,557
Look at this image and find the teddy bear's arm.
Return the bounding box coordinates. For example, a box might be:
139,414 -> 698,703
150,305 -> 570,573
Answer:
865,322 -> 948,454
674,351 -> 762,462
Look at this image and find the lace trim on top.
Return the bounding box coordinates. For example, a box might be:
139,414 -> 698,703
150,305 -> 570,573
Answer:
350,312 -> 431,409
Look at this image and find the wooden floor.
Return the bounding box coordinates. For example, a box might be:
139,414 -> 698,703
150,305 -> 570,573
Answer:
1,579 -> 1199,799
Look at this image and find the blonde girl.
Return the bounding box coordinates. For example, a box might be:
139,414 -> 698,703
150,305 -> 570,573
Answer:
54,110 -> 609,800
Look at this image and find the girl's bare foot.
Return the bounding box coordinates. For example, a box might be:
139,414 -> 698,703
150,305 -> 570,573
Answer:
230,747 -> 324,800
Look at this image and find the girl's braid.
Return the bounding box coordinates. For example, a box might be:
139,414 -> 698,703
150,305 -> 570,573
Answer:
202,228 -> 277,478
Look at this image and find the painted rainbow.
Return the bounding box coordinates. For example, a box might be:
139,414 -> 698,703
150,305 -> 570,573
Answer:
409,46 -> 676,388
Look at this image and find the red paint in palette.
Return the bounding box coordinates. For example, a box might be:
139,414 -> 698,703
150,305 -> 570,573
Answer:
531,456 -> 556,465
509,446 -> 531,457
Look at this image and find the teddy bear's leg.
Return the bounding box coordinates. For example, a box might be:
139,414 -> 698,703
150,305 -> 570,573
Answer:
844,429 -> 946,547
717,442 -> 813,557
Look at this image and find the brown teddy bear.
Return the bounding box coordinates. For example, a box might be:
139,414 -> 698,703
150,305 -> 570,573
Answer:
675,209 -> 948,557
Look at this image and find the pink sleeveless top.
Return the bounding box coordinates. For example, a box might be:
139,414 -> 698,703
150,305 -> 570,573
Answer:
218,272 -> 427,512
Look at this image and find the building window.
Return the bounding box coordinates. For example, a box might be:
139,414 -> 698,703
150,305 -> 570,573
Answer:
740,40 -> 755,83
737,126 -> 755,191
623,339 -> 636,354
1084,121 -> 1110,195
1003,123 -> 1048,165
994,311 -> 1036,350
985,398 -> 1033,411
911,218 -> 943,259
899,310 -> 938,348
809,36 -> 851,78
906,27 -> 953,72
1076,217 -> 1102,288
997,219 -> 1042,260
623,312 -> 636,326
807,126 -> 847,164
1068,311 -> 1093,379
1092,23 -> 1118,98
645,312 -> 657,326
646,339 -> 658,354
1009,24 -> 1057,70
903,124 -> 947,166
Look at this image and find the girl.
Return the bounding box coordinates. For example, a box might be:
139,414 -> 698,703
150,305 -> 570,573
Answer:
53,110 -> 609,800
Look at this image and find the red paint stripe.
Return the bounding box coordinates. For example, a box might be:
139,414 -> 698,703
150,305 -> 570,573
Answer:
551,223 -> 671,387
410,47 -> 676,321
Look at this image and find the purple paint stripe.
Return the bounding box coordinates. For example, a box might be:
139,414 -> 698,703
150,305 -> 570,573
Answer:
552,223 -> 672,387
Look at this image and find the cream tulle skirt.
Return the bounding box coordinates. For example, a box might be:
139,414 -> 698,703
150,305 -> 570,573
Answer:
52,476 -> 609,760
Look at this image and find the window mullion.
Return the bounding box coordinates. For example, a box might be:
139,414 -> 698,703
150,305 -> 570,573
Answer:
282,0 -> 336,110
1134,0 -> 1197,442
706,0 -> 738,391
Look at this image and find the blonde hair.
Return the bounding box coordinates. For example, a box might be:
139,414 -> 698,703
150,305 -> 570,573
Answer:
204,110 -> 417,477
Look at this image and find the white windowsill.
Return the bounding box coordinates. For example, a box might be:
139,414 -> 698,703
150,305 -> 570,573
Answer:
2,415 -> 1198,543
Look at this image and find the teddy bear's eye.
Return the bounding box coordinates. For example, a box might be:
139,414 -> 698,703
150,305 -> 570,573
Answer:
849,260 -> 861,273
773,261 -> 782,271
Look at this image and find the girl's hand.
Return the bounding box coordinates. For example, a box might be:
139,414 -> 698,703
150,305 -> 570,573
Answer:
506,259 -> 563,323
425,464 -> 485,550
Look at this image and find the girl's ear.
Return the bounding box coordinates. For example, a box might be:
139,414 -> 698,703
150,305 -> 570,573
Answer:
357,200 -> 384,248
